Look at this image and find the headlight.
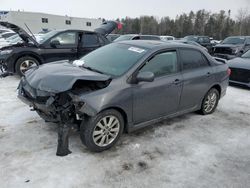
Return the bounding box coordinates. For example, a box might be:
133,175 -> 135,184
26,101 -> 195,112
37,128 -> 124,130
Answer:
0,50 -> 13,55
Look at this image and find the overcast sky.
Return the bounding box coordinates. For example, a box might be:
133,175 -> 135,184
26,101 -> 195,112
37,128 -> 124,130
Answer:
1,0 -> 249,19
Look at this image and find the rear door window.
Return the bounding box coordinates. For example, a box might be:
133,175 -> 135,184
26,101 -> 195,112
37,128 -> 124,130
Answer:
179,49 -> 209,70
82,33 -> 100,47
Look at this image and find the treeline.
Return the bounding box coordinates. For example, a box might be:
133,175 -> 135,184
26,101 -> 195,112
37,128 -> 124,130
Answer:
112,9 -> 250,40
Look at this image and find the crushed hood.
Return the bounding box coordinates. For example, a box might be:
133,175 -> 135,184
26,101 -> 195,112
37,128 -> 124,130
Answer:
228,57 -> 250,70
24,61 -> 111,93
0,22 -> 39,46
94,21 -> 118,35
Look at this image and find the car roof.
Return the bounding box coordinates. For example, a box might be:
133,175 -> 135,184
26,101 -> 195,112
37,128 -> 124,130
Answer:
185,35 -> 209,38
225,36 -> 250,38
48,29 -> 96,33
117,40 -> 199,50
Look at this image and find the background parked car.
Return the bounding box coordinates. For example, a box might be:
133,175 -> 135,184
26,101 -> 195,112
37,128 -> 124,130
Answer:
160,35 -> 175,41
184,35 -> 214,54
0,31 -> 16,39
227,50 -> 250,87
0,21 -> 119,76
213,36 -> 250,60
0,29 -> 12,34
107,34 -> 120,42
114,34 -> 161,42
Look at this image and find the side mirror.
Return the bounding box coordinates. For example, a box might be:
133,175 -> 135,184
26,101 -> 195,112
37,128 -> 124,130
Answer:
136,71 -> 154,83
50,40 -> 60,47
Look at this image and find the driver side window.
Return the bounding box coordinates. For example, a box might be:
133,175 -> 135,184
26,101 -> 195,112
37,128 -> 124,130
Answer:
140,51 -> 178,77
50,32 -> 76,45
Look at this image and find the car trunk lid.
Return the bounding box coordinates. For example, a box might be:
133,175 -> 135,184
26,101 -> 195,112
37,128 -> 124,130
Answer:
94,21 -> 120,36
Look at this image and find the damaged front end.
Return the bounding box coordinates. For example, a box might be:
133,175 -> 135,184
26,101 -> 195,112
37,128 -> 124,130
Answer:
18,62 -> 111,156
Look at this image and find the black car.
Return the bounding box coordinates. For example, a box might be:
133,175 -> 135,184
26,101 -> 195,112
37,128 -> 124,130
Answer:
213,36 -> 250,60
0,21 -> 118,76
227,50 -> 250,87
183,35 -> 213,53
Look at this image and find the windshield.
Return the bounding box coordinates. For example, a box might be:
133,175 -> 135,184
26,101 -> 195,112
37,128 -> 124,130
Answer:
241,50 -> 250,58
222,37 -> 245,45
114,35 -> 136,42
36,30 -> 60,43
80,43 -> 148,76
183,36 -> 198,42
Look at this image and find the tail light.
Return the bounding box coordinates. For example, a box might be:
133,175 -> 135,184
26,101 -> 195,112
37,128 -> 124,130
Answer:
117,22 -> 123,30
227,68 -> 231,76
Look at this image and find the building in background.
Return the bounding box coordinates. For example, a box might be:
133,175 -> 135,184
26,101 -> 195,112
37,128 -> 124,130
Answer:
0,11 -> 102,33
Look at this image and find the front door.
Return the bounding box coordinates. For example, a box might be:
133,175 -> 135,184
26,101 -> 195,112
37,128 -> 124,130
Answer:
132,51 -> 183,124
43,31 -> 78,63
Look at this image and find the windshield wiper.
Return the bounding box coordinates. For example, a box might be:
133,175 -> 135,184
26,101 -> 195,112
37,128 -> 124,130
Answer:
82,65 -> 105,74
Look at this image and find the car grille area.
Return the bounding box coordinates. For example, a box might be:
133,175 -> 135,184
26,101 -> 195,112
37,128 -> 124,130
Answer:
214,47 -> 233,55
230,68 -> 250,83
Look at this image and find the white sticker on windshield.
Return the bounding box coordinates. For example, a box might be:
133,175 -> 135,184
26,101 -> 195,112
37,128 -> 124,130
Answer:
128,47 -> 145,53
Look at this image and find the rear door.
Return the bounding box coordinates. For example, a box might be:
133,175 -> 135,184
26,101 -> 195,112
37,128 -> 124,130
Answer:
43,31 -> 78,62
78,33 -> 102,58
132,50 -> 183,124
178,48 -> 214,110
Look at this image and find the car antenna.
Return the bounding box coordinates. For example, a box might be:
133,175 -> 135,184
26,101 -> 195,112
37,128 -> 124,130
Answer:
24,23 -> 37,42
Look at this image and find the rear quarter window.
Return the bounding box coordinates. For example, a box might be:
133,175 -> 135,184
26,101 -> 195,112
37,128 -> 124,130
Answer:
179,49 -> 209,70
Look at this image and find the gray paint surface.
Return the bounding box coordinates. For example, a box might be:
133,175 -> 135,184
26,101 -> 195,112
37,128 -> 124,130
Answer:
18,40 -> 229,131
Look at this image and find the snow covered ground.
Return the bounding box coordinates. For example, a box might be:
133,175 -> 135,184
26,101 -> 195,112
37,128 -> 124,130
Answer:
0,76 -> 250,188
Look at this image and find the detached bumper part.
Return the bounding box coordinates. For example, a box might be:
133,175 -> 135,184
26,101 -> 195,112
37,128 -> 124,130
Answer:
56,123 -> 72,156
0,60 -> 12,78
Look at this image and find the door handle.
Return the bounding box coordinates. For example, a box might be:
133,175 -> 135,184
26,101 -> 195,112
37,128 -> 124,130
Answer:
173,79 -> 181,85
206,72 -> 211,77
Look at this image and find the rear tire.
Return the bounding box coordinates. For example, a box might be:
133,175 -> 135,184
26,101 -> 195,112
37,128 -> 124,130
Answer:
200,88 -> 219,115
15,56 -> 39,76
80,109 -> 124,152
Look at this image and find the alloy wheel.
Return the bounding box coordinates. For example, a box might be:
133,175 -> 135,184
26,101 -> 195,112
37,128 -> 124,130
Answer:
20,60 -> 38,74
204,92 -> 217,113
92,115 -> 120,147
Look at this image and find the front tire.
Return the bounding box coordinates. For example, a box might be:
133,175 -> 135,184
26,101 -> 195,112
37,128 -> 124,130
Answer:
80,109 -> 124,152
200,88 -> 219,115
15,56 -> 39,76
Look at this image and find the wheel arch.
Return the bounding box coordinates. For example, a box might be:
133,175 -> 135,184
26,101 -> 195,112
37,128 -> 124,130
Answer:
210,84 -> 221,98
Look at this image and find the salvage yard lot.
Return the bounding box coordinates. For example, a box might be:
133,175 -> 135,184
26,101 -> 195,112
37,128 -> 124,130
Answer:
0,76 -> 250,188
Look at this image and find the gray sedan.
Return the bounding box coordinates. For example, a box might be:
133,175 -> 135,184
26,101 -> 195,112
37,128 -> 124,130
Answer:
18,40 -> 230,155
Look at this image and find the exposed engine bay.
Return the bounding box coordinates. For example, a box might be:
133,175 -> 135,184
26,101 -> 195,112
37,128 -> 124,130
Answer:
18,62 -> 111,156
